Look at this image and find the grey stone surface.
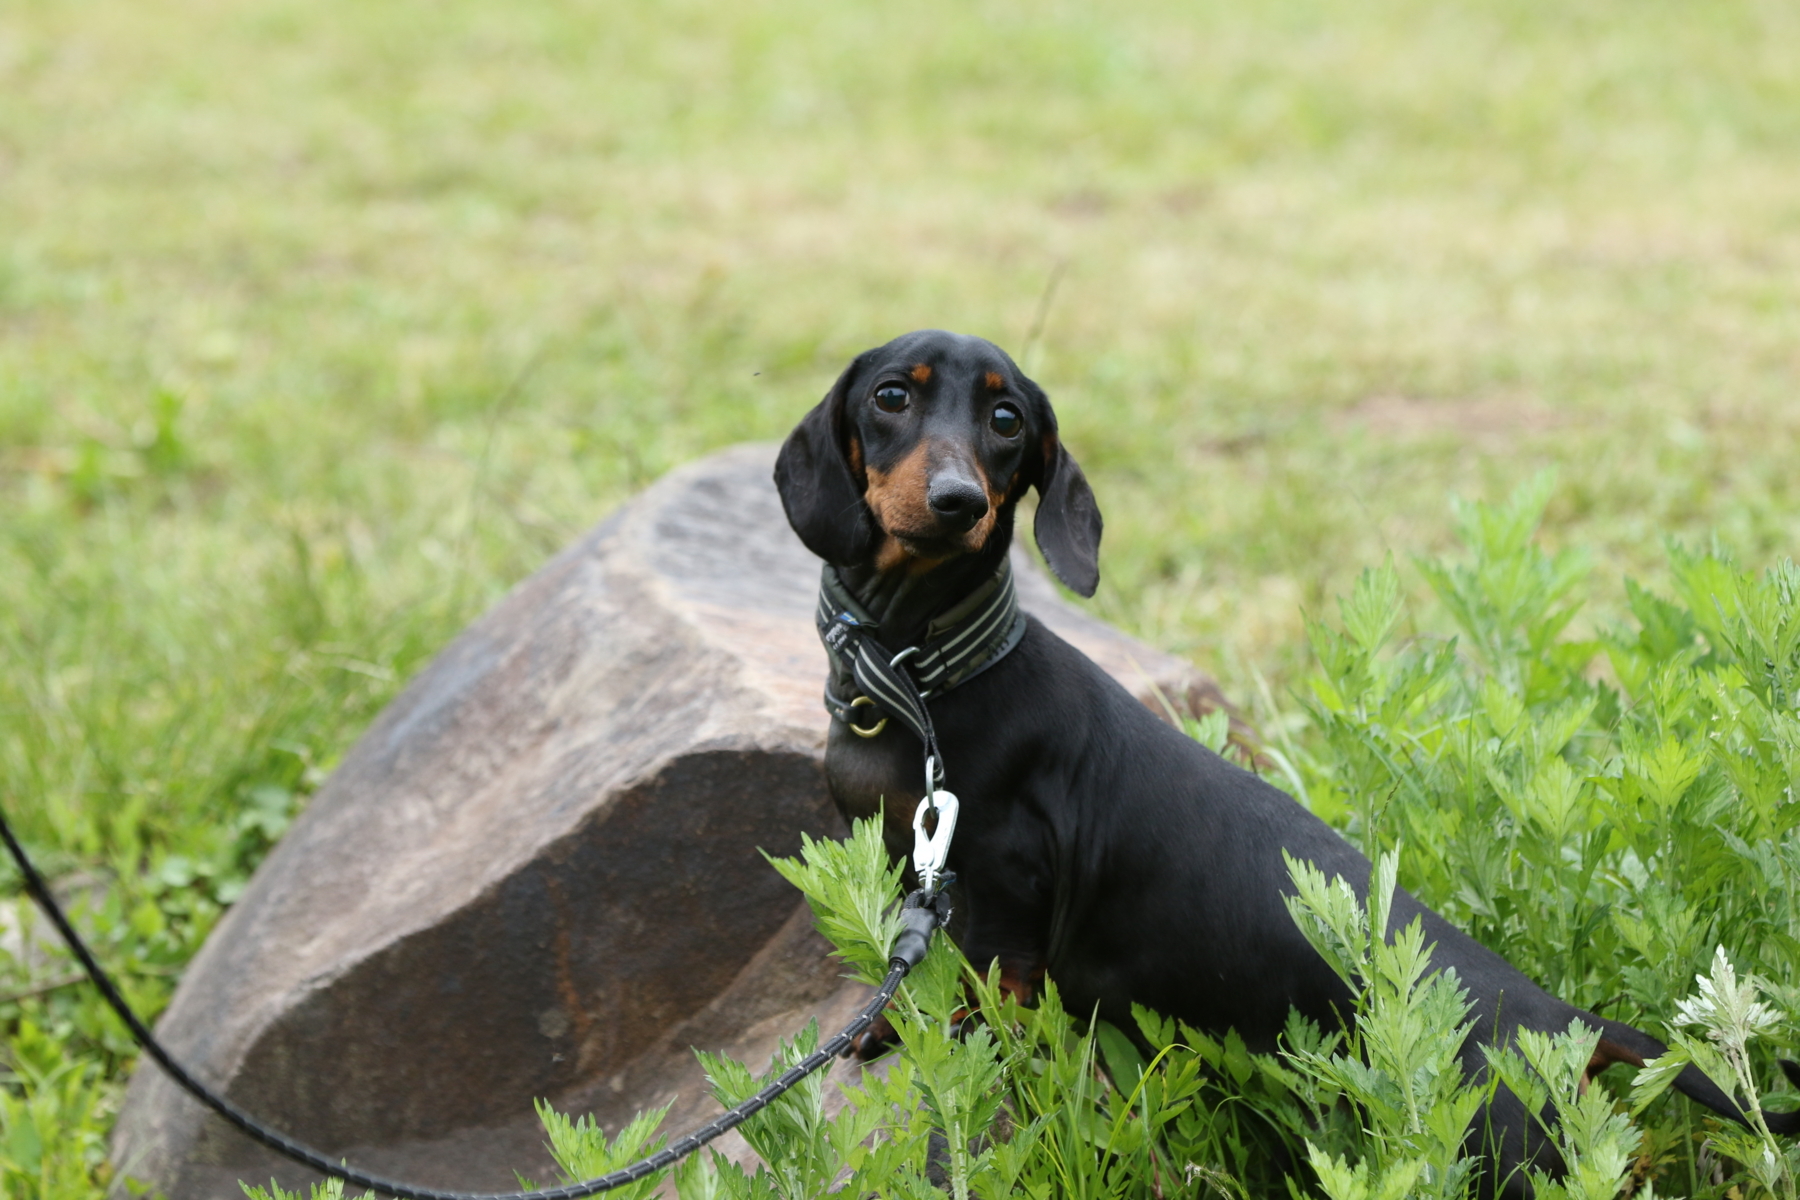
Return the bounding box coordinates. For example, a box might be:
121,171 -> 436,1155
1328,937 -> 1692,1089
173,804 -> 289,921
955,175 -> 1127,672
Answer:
111,443 -> 1237,1199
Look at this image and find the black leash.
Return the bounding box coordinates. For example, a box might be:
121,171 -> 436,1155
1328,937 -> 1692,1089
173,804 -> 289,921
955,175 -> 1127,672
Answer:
0,800 -> 951,1199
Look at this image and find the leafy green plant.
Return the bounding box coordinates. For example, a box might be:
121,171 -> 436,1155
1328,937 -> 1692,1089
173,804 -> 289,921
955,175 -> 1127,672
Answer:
1302,479 -> 1800,1198
239,1178 -> 376,1200
0,1019 -> 116,1199
1282,849 -> 1486,1200
528,1102 -> 672,1200
518,828 -> 1624,1200
1486,1022 -> 1642,1200
1630,947 -> 1800,1200
695,1022 -> 894,1200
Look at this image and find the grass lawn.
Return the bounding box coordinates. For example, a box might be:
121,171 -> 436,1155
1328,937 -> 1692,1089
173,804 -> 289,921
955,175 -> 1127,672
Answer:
2,0 -> 1799,1192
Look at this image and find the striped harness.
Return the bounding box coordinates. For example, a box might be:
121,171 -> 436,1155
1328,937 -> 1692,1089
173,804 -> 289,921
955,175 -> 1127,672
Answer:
816,560 -> 1027,785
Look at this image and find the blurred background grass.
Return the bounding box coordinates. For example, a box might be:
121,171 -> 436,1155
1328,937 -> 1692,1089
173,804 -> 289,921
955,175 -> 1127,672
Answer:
2,0 -> 1799,1187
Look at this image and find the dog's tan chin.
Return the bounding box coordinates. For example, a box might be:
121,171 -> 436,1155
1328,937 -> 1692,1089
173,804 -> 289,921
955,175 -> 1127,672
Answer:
873,529 -> 974,575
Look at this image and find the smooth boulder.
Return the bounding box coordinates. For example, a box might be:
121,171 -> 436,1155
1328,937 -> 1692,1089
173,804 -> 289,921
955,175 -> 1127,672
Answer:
111,443 -> 1240,1198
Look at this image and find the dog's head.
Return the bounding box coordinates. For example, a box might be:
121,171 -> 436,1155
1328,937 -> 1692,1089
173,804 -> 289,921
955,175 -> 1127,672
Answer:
775,329 -> 1102,596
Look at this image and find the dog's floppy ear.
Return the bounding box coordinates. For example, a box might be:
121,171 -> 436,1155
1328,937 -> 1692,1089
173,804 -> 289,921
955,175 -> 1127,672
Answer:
1023,379 -> 1103,597
774,353 -> 879,566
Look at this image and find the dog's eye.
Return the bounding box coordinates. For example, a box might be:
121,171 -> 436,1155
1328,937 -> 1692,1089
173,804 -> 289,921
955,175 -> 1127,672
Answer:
873,386 -> 908,413
990,404 -> 1022,438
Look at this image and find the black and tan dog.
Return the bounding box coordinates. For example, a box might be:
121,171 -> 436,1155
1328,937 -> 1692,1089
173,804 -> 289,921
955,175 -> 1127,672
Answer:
773,328 -> 1798,1196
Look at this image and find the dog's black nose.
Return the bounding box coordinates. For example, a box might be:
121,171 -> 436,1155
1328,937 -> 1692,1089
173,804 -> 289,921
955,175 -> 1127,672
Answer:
928,476 -> 989,532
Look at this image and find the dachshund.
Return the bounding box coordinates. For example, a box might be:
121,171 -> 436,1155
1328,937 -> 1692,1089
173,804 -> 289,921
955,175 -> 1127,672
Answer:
773,328 -> 1799,1197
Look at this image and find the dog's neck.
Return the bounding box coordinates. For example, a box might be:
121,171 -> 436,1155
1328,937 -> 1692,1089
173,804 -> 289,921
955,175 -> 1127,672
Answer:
837,511 -> 1017,649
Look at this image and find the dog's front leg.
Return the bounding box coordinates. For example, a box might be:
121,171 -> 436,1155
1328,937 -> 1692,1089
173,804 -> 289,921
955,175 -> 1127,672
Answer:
939,870 -> 1053,1031
844,884 -> 1051,1060
940,951 -> 1048,1044
846,955 -> 1047,1061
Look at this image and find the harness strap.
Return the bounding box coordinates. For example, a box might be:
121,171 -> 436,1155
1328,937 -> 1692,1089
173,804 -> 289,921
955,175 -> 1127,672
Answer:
815,562 -> 1011,894
815,561 -> 1027,760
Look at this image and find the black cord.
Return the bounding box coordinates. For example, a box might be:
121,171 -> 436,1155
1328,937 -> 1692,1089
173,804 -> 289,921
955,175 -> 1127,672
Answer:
0,801 -> 941,1199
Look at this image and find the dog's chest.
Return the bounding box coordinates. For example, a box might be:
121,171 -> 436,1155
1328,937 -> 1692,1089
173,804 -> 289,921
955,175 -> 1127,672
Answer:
824,722 -> 925,851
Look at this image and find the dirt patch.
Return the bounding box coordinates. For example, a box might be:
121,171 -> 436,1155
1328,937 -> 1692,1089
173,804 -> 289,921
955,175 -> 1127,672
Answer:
1049,188 -> 1113,219
1334,393 -> 1570,448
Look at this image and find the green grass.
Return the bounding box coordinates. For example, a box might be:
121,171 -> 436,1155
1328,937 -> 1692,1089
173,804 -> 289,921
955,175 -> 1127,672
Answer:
3,0 -> 1800,1192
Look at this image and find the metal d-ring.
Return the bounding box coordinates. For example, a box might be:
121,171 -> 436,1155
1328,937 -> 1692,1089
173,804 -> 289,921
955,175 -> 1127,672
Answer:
849,696 -> 888,738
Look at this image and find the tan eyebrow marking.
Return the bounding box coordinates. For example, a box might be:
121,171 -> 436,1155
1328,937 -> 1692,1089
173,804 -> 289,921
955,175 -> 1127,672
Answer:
910,363 -> 932,383
985,371 -> 1005,390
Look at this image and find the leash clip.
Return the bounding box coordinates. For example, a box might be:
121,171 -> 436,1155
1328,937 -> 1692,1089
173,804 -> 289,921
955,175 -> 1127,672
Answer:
912,758 -> 958,897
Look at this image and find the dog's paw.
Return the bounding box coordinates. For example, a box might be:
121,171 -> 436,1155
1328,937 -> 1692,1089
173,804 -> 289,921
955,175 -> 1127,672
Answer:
847,1012 -> 900,1060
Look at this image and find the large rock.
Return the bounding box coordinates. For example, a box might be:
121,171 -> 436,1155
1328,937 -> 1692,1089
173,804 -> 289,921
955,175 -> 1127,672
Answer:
111,443 -> 1239,1198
